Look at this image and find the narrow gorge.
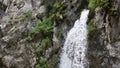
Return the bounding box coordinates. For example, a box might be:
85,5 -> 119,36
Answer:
0,0 -> 120,68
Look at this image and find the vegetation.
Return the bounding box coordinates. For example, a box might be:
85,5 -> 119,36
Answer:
26,14 -> 54,41
21,11 -> 32,20
87,19 -> 96,33
88,0 -> 117,32
56,28 -> 63,38
88,0 -> 110,9
26,2 -> 66,41
88,0 -> 96,9
25,2 -> 66,68
109,8 -> 117,16
7,11 -> 33,24
35,57 -> 47,68
35,37 -> 52,54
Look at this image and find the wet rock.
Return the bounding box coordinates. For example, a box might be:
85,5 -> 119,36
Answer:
107,42 -> 120,59
0,0 -> 44,68
88,0 -> 120,67
0,27 -> 3,38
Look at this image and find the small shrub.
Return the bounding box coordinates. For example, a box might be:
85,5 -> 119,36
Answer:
35,37 -> 52,53
88,0 -> 96,9
35,37 -> 52,68
36,57 -> 47,68
26,14 -> 55,41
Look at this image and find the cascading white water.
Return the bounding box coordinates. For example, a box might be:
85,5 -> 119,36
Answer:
59,9 -> 89,68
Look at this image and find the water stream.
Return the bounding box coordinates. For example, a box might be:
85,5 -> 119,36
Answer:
59,9 -> 89,68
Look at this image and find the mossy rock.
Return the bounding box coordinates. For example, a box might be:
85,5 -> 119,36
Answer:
46,55 -> 58,68
88,53 -> 101,68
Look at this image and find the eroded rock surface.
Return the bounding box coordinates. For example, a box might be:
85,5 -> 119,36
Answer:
0,0 -> 45,68
0,0 -> 89,67
88,0 -> 120,68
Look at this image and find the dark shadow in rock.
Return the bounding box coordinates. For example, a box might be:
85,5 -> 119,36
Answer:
0,2 -> 7,19
0,58 -> 7,68
0,2 -> 7,11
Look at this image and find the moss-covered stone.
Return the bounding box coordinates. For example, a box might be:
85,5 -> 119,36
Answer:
88,0 -> 97,9
87,19 -> 96,33
56,28 -> 63,38
46,55 -> 58,68
26,2 -> 67,68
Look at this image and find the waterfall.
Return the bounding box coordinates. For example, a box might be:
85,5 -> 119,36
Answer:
59,9 -> 89,68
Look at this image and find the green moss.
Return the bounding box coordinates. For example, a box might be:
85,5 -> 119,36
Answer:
52,2 -> 66,12
26,14 -> 55,41
35,37 -> 52,68
97,0 -> 109,8
26,2 -> 66,41
109,8 -> 117,16
87,19 -> 96,33
88,0 -> 109,9
88,0 -> 96,9
56,28 -> 63,38
35,37 -> 52,53
36,57 -> 47,68
89,0 -> 117,16
35,64 -> 40,68
46,55 -> 58,68
49,2 -> 67,19
26,2 -> 66,68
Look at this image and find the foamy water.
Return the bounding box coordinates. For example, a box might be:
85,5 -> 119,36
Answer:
59,9 -> 89,68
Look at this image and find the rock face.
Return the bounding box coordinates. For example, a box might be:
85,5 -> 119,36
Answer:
88,0 -> 120,68
0,0 -> 88,68
0,0 -> 120,68
0,0 -> 44,68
